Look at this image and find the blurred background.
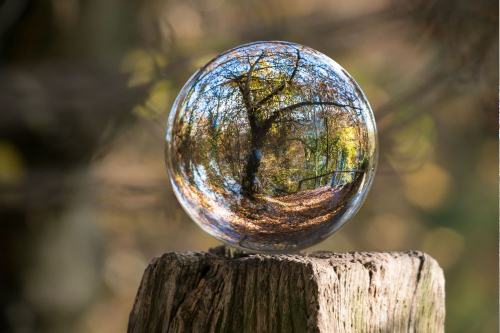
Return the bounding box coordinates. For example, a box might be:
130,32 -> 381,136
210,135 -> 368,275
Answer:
0,0 -> 497,332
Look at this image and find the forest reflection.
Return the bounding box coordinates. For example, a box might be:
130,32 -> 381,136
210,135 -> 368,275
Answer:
167,41 -> 376,250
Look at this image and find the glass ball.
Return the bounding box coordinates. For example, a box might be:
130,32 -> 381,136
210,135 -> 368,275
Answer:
165,41 -> 377,253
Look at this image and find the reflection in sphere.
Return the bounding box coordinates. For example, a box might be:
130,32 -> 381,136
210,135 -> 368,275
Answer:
165,41 -> 377,252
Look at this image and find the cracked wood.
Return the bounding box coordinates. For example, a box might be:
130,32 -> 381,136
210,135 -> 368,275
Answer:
128,246 -> 445,333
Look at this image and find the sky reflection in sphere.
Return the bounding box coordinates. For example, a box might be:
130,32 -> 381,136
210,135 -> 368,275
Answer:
165,41 -> 377,252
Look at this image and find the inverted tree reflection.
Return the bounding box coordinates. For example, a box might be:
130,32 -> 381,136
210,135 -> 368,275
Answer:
167,42 -> 376,250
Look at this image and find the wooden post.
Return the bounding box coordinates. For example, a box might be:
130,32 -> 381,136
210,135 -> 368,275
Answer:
128,246 -> 445,333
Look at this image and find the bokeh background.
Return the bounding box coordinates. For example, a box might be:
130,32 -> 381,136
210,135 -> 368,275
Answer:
0,0 -> 497,332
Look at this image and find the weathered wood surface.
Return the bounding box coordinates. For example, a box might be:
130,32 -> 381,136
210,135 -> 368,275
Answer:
128,246 -> 445,333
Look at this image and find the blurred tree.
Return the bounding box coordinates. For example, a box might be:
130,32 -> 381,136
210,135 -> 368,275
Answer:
0,0 -> 146,332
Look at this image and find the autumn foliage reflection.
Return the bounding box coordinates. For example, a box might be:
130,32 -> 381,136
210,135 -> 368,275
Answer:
166,42 -> 377,251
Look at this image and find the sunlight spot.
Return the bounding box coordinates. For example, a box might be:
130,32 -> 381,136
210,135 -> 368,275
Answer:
422,227 -> 465,271
0,141 -> 25,184
403,162 -> 451,209
362,214 -> 424,250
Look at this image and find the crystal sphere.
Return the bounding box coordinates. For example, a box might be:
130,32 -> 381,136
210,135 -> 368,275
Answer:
165,41 -> 377,252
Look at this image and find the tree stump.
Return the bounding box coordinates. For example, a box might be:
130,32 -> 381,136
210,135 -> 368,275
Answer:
128,246 -> 445,333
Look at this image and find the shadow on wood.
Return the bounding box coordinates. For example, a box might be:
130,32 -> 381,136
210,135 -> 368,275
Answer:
128,245 -> 445,333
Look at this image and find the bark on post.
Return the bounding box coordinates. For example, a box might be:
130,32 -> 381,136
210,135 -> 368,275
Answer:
128,246 -> 445,333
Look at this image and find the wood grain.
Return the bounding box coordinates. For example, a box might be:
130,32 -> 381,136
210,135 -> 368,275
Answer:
128,246 -> 445,333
